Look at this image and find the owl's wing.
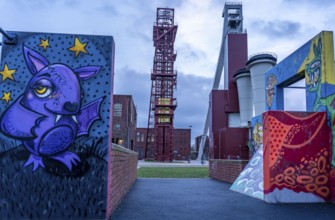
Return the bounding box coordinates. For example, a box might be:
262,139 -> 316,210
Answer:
0,96 -> 45,139
76,96 -> 104,136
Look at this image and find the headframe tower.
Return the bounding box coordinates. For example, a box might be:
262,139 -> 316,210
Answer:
197,2 -> 246,161
145,8 -> 178,161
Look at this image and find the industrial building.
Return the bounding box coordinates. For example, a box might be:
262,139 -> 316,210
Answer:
201,2 -> 335,203
111,94 -> 191,160
112,95 -> 137,150
205,3 -> 252,160
136,127 -> 191,161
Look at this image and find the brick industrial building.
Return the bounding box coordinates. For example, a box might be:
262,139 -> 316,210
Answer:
112,95 -> 191,160
206,3 -> 250,160
136,128 -> 191,161
112,95 -> 137,151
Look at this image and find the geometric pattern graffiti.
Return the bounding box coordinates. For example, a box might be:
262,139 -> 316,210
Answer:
263,111 -> 331,202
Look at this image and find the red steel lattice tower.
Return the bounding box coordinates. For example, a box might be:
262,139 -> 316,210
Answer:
145,8 -> 178,162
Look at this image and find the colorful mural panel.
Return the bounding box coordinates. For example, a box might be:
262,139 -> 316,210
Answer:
264,31 -> 335,168
0,31 -> 114,219
230,145 -> 264,200
263,111 -> 331,203
251,114 -> 263,155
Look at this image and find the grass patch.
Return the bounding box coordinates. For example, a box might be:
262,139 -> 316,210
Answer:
137,167 -> 208,178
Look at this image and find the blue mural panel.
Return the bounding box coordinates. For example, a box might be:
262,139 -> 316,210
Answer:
0,31 -> 114,219
264,40 -> 311,111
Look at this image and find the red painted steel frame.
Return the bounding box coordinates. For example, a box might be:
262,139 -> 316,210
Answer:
145,8 -> 178,161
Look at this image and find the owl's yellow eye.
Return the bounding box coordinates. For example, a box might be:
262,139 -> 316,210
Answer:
35,86 -> 47,94
34,86 -> 52,98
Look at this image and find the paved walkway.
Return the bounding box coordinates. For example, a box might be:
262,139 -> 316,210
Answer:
111,178 -> 335,220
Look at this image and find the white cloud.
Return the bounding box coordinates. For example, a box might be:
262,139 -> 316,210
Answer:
174,0 -> 223,77
1,0 -> 335,141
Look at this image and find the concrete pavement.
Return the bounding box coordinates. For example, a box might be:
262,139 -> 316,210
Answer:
111,178 -> 335,220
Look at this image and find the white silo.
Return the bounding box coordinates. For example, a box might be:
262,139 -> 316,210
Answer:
246,53 -> 277,116
233,68 -> 253,127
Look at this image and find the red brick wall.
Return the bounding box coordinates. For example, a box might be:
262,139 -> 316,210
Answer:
108,144 -> 138,217
219,127 -> 249,159
135,127 -> 191,161
209,159 -> 249,183
174,128 -> 191,160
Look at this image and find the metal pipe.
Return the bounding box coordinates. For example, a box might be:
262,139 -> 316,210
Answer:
0,27 -> 13,41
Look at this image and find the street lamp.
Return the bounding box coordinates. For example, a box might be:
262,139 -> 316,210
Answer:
189,125 -> 192,163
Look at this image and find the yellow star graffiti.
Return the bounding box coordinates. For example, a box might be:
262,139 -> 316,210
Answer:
0,64 -> 16,82
38,38 -> 50,50
68,37 -> 88,57
1,91 -> 12,104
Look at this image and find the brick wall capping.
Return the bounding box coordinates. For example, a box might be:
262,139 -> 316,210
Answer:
210,159 -> 249,163
112,143 -> 139,155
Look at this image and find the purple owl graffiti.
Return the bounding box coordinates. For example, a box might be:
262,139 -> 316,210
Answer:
0,45 -> 104,171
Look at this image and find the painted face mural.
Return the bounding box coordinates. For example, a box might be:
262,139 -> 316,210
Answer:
0,45 -> 104,171
305,36 -> 335,168
265,74 -> 277,109
306,38 -> 321,92
0,32 -> 114,219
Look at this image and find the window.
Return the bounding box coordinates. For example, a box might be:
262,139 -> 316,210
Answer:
114,103 -> 122,117
158,116 -> 170,123
158,107 -> 170,114
136,132 -> 140,142
114,124 -> 121,130
284,78 -> 306,111
158,98 -> 171,105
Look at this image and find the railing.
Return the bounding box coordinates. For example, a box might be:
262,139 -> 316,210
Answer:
248,52 -> 277,60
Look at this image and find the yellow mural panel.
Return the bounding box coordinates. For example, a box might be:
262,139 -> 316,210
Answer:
323,31 -> 335,84
299,31 -> 335,84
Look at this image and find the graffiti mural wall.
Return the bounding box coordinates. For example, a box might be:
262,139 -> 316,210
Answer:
263,31 -> 335,202
232,31 -> 335,203
0,31 -> 114,219
263,111 -> 331,202
265,31 -> 335,166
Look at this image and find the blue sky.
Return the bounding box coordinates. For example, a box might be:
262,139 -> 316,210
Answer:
1,0 -> 335,144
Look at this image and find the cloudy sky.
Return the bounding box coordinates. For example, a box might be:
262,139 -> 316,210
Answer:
1,0 -> 335,144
